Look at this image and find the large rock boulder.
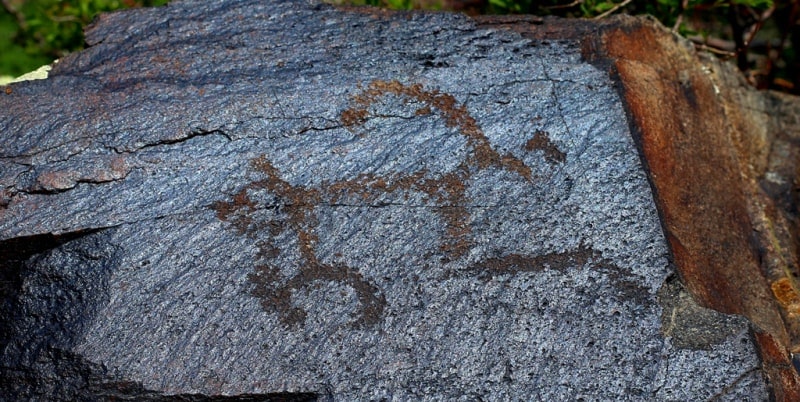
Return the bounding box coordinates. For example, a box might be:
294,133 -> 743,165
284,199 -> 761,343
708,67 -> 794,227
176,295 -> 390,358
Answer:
1,0 -> 798,399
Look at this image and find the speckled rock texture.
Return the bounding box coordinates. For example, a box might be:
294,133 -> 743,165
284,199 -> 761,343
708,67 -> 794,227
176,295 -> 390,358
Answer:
0,0 -> 794,400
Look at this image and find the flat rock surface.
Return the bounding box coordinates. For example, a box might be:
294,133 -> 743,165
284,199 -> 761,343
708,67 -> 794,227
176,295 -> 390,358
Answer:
0,0 -> 769,400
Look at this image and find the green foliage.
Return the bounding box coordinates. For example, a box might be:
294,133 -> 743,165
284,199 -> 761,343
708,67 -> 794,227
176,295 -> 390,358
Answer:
360,0 -> 776,29
360,0 -> 416,8
487,0 -> 532,13
0,8 -> 49,77
482,0 -> 775,19
0,0 -> 169,77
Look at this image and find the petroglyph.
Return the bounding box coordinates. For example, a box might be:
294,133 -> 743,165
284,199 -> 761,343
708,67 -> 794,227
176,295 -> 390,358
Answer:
213,80 -> 572,328
525,130 -> 566,165
214,155 -> 386,328
463,244 -> 650,305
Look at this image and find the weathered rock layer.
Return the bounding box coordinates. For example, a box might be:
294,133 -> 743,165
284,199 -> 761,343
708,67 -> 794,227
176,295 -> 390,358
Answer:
0,0 -> 798,400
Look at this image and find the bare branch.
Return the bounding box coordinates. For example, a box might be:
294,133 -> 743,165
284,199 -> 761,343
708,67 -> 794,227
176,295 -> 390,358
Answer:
593,0 -> 633,20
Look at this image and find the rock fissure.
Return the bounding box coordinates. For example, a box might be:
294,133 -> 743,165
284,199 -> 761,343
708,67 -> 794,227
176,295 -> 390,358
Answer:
136,129 -> 233,150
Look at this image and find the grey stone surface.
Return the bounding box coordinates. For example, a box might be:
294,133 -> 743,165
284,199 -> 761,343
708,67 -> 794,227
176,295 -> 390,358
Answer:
0,0 -> 768,400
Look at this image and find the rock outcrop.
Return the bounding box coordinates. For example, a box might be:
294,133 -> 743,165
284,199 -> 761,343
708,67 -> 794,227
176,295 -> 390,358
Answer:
1,0 -> 798,400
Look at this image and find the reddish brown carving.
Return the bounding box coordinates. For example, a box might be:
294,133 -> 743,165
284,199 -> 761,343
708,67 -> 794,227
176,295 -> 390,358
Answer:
214,80 -> 568,328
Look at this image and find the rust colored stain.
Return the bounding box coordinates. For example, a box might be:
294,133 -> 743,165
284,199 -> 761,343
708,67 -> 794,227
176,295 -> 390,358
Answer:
606,24 -> 774,321
595,18 -> 800,399
755,331 -> 800,402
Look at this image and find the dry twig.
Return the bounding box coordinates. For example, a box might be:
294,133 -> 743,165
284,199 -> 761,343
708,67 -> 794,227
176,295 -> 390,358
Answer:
593,0 -> 633,20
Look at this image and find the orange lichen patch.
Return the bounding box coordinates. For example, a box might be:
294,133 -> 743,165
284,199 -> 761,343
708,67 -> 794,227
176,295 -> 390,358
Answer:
773,278 -> 800,317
